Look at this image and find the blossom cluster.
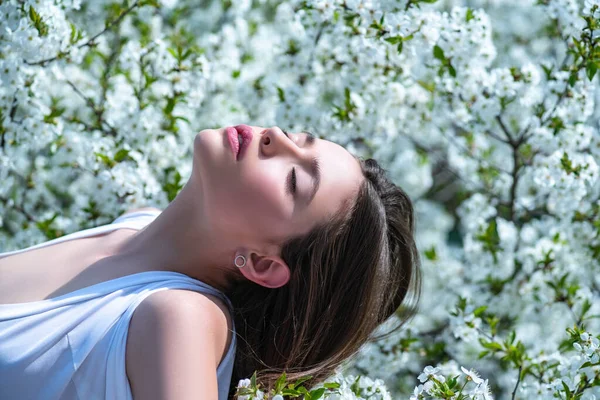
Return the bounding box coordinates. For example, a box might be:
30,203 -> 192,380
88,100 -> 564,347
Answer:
2,0 -> 600,398
410,364 -> 493,400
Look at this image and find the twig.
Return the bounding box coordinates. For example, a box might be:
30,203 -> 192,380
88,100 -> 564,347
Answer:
65,79 -> 117,136
444,124 -> 512,176
1,97 -> 17,150
511,365 -> 523,400
0,194 -> 37,223
508,138 -> 519,220
485,128 -> 511,145
25,1 -> 141,66
86,1 -> 139,48
495,115 -> 516,145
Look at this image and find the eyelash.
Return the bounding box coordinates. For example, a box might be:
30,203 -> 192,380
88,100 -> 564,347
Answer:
288,167 -> 297,195
282,129 -> 297,196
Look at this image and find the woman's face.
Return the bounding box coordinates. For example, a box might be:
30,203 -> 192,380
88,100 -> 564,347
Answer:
193,124 -> 364,251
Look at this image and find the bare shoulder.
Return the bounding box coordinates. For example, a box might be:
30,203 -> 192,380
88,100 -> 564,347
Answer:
125,289 -> 232,400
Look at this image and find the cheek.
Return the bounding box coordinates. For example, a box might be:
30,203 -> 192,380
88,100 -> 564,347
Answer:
201,158 -> 293,241
241,169 -> 288,222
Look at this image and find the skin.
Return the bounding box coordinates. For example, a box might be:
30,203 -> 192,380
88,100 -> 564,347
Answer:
112,125 -> 364,292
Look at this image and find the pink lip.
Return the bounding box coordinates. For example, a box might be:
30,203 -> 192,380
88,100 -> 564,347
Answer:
226,127 -> 239,160
233,124 -> 253,161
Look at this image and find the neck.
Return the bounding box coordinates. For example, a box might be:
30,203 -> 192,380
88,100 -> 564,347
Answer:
113,178 -> 236,294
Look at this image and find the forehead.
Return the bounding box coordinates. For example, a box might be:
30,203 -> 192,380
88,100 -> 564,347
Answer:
301,134 -> 364,225
318,137 -> 363,194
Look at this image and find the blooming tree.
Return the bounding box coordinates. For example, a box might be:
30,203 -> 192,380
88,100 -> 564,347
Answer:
1,0 -> 600,399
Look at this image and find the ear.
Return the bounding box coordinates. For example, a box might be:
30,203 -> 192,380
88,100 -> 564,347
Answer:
237,253 -> 290,289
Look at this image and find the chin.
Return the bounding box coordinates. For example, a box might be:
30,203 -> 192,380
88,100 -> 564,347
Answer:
192,127 -> 230,174
191,130 -> 210,169
193,129 -> 216,156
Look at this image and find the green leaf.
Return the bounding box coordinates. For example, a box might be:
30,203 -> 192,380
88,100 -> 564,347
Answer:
35,213 -> 62,240
297,386 -> 309,394
433,45 -> 445,61
561,381 -> 572,397
508,330 -> 516,344
323,382 -> 340,389
580,361 -> 600,368
114,149 -> 130,162
28,6 -> 48,37
478,350 -> 490,359
479,338 -> 503,351
167,47 -> 178,59
250,370 -> 257,388
448,63 -> 457,77
182,49 -> 193,61
94,152 -> 115,168
417,80 -> 436,93
164,96 -> 177,114
350,375 -> 361,394
475,217 -> 501,263
397,41 -> 403,54
384,35 -> 402,45
466,8 -> 474,22
541,64 -> 554,80
586,62 -> 597,81
29,6 -> 41,24
43,102 -> 66,125
70,23 -> 78,44
424,246 -> 437,260
580,299 -> 592,319
447,375 -> 459,389
140,0 -> 161,7
173,115 -> 191,124
310,388 -> 326,399
560,151 -> 583,176
274,371 -> 287,392
282,388 -> 302,396
473,305 -> 487,317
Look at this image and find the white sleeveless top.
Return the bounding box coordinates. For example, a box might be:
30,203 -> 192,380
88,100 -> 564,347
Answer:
0,210 -> 237,400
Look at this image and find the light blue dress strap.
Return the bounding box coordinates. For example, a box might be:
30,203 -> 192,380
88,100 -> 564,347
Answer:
112,209 -> 162,225
0,209 -> 161,258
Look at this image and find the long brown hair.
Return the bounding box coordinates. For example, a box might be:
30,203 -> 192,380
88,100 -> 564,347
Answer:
226,156 -> 422,398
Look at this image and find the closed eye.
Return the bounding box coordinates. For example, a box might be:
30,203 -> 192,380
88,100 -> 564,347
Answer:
287,167 -> 297,196
281,128 -> 317,200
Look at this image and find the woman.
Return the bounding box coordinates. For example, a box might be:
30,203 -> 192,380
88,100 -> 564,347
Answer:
0,124 -> 421,399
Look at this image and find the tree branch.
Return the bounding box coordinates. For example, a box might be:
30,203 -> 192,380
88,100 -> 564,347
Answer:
65,79 -> 117,136
511,365 -> 523,400
25,1 -> 141,66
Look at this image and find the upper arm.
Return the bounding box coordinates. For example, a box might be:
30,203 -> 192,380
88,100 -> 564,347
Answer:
126,290 -> 230,400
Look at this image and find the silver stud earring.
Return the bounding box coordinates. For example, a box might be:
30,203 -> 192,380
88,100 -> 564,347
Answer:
234,255 -> 246,268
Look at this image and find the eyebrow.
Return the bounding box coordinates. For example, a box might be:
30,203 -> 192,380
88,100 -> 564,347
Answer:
300,131 -> 321,204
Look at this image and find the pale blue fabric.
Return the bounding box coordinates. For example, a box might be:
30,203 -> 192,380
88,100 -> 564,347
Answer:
0,210 -> 236,400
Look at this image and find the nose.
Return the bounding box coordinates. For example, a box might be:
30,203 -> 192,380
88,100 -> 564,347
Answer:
260,126 -> 301,158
